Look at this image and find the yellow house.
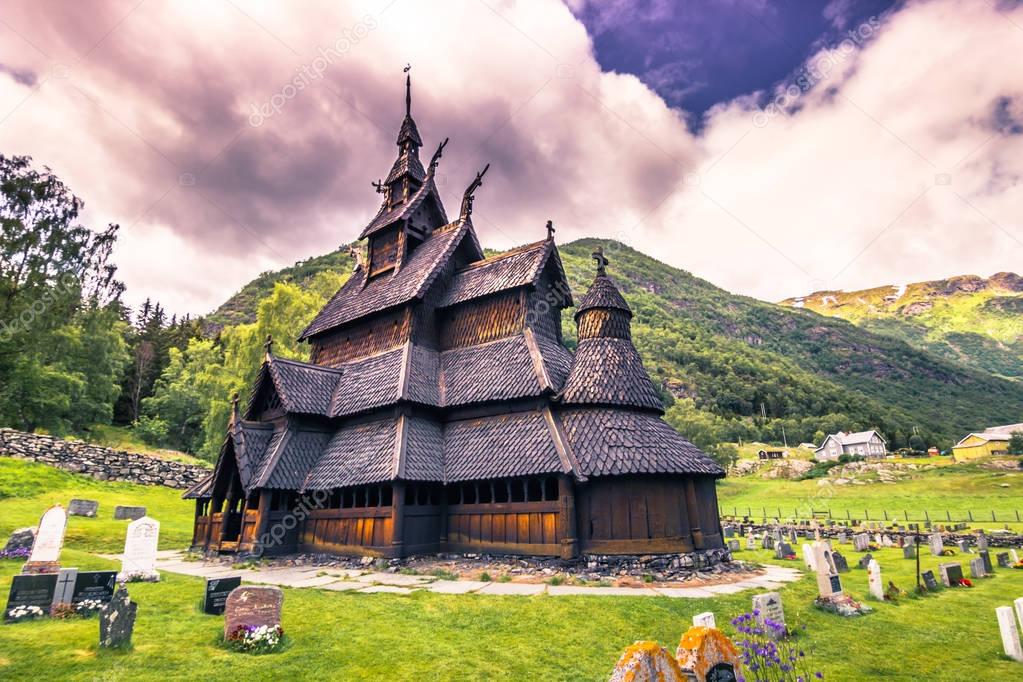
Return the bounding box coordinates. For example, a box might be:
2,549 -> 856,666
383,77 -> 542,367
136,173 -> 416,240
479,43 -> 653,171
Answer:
952,423 -> 1023,462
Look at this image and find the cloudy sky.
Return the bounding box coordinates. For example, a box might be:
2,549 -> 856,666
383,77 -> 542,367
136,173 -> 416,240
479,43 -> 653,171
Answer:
1,0 -> 1021,316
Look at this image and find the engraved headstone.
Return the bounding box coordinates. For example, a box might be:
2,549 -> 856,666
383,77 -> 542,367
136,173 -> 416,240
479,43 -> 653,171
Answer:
99,586 -> 137,648
979,549 -> 992,574
751,592 -> 786,639
3,573 -> 57,621
761,535 -> 774,550
921,570 -> 939,591
956,539 -> 971,554
939,562 -> 963,587
977,532 -> 989,551
812,542 -> 843,598
727,539 -> 740,552
72,571 -> 117,605
774,542 -> 794,559
831,551 -> 849,573
996,552 -> 1011,568
117,516 -> 160,582
22,505 -> 67,574
903,544 -> 916,560
203,576 -> 242,615
837,532 -> 847,544
52,568 -> 79,606
224,586 -> 283,640
852,534 -> 870,552
723,526 -> 735,538
1011,549 -> 1020,564
68,499 -> 99,518
745,534 -> 756,551
867,559 -> 884,600
801,544 -> 816,571
692,612 -> 716,628
2,527 -> 35,554
113,506 -> 146,521
928,533 -> 944,557
996,606 -> 1023,663
968,557 -> 986,578
857,553 -> 873,570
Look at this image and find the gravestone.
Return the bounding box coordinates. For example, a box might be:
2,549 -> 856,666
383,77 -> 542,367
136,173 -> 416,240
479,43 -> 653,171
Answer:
788,530 -> 797,544
996,552 -> 1011,568
117,516 -> 160,582
23,505 -> 67,574
99,586 -> 137,648
224,586 -> 283,640
114,506 -> 146,521
837,532 -> 847,544
921,570 -> 940,591
1015,598 -> 1023,635
939,562 -> 964,587
745,534 -> 756,551
68,499 -> 99,518
867,559 -> 884,600
1011,549 -> 1020,564
996,606 -> 1023,663
831,551 -> 849,573
774,542 -> 794,559
761,535 -> 774,550
52,568 -> 79,606
751,592 -> 786,639
977,533 -> 989,551
857,553 -> 873,570
969,557 -> 986,578
812,542 -> 843,598
979,550 -> 992,574
903,544 -> 916,560
928,533 -> 944,557
609,642 -> 684,682
956,539 -> 970,554
676,627 -> 741,682
4,573 -> 57,621
852,534 -> 870,552
203,576 -> 242,615
692,612 -> 716,628
727,539 -> 740,552
72,571 -> 117,605
881,535 -> 894,548
801,544 -> 816,571
2,528 -> 35,554
723,526 -> 735,538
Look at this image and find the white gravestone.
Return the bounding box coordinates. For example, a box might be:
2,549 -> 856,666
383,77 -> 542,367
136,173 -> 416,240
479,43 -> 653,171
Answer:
1011,549 -> 1020,564
802,543 -> 816,571
751,592 -> 786,639
52,567 -> 79,606
118,516 -> 160,582
692,612 -> 716,628
1015,597 -> 1023,634
24,505 -> 68,574
867,559 -> 884,600
812,542 -> 842,598
929,533 -> 944,556
996,606 -> 1023,663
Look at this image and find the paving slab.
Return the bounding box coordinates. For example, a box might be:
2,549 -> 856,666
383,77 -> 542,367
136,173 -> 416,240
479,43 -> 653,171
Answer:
700,583 -> 751,595
427,580 -> 488,594
358,585 -> 418,594
547,585 -> 660,597
652,587 -> 718,598
354,572 -> 435,586
318,581 -> 367,592
476,582 -> 546,595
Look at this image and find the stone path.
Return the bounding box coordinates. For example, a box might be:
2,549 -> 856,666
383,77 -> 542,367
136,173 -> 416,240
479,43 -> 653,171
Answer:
107,551 -> 803,598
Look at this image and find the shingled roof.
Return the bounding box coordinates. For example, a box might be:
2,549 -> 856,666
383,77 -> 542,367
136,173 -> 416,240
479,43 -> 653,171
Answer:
575,274 -> 631,319
359,172 -> 446,238
558,337 -> 663,412
253,356 -> 342,417
437,239 -> 570,308
558,408 -> 724,478
302,219 -> 479,339
443,410 -> 568,482
303,417 -> 399,489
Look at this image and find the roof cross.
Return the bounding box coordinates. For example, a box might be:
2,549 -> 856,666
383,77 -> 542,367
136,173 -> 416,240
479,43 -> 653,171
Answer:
546,219 -> 555,241
371,179 -> 385,193
592,246 -> 609,276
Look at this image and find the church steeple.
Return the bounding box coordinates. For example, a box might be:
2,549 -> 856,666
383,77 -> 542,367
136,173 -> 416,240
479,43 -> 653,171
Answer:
383,72 -> 426,204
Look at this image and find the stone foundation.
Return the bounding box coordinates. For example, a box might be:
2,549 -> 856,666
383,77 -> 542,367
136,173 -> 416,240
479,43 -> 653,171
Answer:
0,428 -> 209,490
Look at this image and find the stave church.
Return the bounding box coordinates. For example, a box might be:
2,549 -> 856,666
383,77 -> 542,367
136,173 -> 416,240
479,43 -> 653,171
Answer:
184,76 -> 725,559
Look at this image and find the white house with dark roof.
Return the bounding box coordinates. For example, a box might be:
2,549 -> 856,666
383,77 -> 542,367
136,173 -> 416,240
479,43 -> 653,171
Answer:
814,430 -> 887,461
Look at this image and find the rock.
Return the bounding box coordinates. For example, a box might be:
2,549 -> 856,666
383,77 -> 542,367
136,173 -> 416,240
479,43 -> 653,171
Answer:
99,586 -> 138,648
3,527 -> 35,553
224,586 -> 283,640
609,641 -> 684,682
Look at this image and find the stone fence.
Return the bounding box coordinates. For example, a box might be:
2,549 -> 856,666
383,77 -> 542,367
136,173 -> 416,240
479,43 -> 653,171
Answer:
0,428 -> 210,490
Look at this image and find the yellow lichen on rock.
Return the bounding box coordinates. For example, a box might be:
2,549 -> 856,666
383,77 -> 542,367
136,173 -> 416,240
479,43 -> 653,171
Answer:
609,641 -> 685,682
676,626 -> 741,681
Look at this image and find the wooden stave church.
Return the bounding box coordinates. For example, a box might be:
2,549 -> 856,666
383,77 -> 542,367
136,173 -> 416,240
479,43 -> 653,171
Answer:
184,76 -> 725,560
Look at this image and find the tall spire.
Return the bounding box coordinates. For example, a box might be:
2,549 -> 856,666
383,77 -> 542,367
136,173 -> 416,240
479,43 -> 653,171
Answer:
405,71 -> 412,117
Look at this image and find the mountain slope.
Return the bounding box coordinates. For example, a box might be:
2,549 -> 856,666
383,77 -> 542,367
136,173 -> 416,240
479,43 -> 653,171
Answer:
206,238 -> 1023,449
780,274 -> 1023,380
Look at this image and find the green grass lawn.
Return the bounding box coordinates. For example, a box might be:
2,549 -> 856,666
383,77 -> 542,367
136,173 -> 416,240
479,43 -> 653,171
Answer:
718,461 -> 1023,531
2,458 -> 1023,680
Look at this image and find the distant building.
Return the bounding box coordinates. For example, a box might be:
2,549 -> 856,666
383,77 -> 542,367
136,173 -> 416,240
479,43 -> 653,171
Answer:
814,431 -> 887,461
798,442 -> 817,450
952,423 -> 1023,462
758,449 -> 785,460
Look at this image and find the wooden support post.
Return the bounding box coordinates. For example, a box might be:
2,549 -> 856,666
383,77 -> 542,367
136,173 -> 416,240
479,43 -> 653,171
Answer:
252,489 -> 273,556
558,476 -> 578,560
390,482 -> 406,559
684,479 -> 705,550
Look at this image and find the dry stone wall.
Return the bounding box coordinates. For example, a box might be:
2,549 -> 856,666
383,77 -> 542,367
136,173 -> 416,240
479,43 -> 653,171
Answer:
0,428 -> 209,489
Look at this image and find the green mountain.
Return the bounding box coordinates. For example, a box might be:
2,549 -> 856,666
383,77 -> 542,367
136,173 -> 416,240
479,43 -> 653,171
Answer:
207,239 -> 1023,450
779,274 -> 1023,381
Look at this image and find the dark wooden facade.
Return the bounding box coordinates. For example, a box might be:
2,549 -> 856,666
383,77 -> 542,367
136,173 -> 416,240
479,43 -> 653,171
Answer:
184,76 -> 725,559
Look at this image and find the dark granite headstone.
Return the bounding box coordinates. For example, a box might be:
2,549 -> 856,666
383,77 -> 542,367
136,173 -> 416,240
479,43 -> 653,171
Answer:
774,542 -> 794,559
939,562 -> 963,587
832,551 -> 849,573
99,586 -> 137,648
921,570 -> 939,591
113,506 -> 146,521
706,662 -> 737,682
997,552 -> 1011,568
72,571 -> 117,605
224,586 -> 283,640
956,539 -> 971,554
68,499 -> 99,518
857,553 -> 873,570
979,550 -> 992,573
3,528 -> 36,553
4,573 -> 57,620
203,576 -> 242,615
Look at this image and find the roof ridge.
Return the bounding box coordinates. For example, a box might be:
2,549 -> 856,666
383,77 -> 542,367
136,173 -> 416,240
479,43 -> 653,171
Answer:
270,355 -> 345,374
454,239 -> 549,273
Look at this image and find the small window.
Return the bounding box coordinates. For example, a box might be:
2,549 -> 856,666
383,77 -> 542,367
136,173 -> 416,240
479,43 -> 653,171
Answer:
494,481 -> 509,503
380,485 -> 393,506
511,480 -> 525,503
447,485 -> 461,505
368,486 -> 380,507
478,482 -> 493,504
527,478 -> 543,502
544,477 -> 559,501
343,489 -> 354,508
417,486 -> 430,506
462,482 -> 477,505
405,485 -> 417,506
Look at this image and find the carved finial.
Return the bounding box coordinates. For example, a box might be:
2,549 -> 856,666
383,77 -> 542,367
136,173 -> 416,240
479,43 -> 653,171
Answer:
592,246 -> 609,276
460,163 -> 490,219
546,220 -> 555,241
404,64 -> 412,116
263,334 -> 273,356
229,392 -> 240,426
372,179 -> 385,193
429,137 -> 449,174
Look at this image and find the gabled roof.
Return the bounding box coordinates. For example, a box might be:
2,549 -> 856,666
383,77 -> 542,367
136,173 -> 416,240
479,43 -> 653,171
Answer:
575,274 -> 631,319
252,356 -> 342,417
301,219 -> 479,339
814,430 -> 886,450
359,172 -> 446,239
954,423 -> 1023,447
436,239 -> 571,308
558,337 -> 663,412
558,407 -> 723,478
182,473 -> 214,500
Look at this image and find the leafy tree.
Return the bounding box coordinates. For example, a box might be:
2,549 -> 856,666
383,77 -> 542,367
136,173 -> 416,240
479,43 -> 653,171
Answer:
908,433 -> 926,452
1009,431 -> 1023,456
708,443 -> 739,470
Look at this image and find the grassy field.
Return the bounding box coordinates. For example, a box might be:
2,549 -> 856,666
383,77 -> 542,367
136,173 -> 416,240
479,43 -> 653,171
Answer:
2,458 -> 1023,680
